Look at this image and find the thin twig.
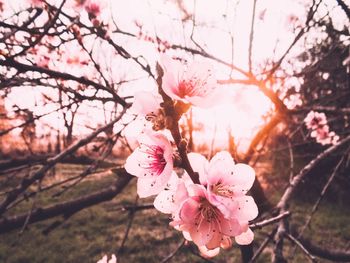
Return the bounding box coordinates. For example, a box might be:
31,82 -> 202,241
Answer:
160,239 -> 185,263
250,211 -> 291,230
117,196 -> 138,255
248,228 -> 277,263
286,233 -> 317,262
297,150 -> 348,238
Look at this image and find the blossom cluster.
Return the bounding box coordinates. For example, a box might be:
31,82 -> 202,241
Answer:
28,0 -> 104,20
135,21 -> 171,53
124,56 -> 258,257
304,111 -> 339,145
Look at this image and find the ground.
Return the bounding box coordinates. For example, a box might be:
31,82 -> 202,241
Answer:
0,164 -> 349,263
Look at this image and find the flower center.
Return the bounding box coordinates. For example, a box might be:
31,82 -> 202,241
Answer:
311,117 -> 320,126
198,198 -> 219,223
145,109 -> 166,131
140,144 -> 167,176
177,77 -> 210,98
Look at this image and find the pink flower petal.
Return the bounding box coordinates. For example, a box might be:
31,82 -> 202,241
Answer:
231,163 -> 255,194
180,198 -> 199,223
154,173 -> 179,213
235,228 -> 254,245
188,152 -> 208,184
198,246 -> 220,258
189,219 -> 213,247
235,196 -> 259,221
130,90 -> 162,116
220,217 -> 242,237
136,164 -> 172,197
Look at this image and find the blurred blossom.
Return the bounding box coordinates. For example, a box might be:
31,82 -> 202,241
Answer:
28,0 -> 44,7
304,111 -> 327,130
305,111 -> 339,146
97,254 -> 117,263
85,0 -> 102,17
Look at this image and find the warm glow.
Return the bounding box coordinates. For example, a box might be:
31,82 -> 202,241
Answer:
189,86 -> 272,152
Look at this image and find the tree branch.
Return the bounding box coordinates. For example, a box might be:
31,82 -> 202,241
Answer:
0,168 -> 133,234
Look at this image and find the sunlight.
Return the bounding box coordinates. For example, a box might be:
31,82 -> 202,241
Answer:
190,86 -> 272,152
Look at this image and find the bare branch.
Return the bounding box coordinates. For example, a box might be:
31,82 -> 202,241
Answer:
277,134 -> 350,210
0,168 -> 133,234
286,233 -> 317,263
250,211 -> 291,230
160,239 -> 186,263
0,109 -> 127,215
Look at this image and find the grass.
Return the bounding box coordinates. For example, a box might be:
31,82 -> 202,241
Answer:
0,164 -> 349,263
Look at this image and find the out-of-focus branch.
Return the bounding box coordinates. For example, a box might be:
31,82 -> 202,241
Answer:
285,233 -> 317,262
243,114 -> 282,163
10,0 -> 66,58
0,58 -> 127,107
335,0 -> 350,19
160,239 -> 186,263
266,0 -> 322,77
241,114 -> 282,215
272,135 -> 350,262
0,168 -> 133,234
248,0 -> 257,72
248,228 -> 277,263
0,102 -> 75,137
0,109 -> 127,216
249,211 -> 291,230
297,153 -> 347,239
117,196 -> 138,254
290,106 -> 350,114
0,155 -> 116,172
298,236 -> 350,262
277,134 -> 350,210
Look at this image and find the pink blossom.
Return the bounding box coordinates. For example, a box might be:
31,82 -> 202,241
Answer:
153,172 -> 189,214
124,90 -> 165,140
331,133 -> 340,145
198,246 -> 221,258
129,90 -> 162,118
171,184 -> 249,249
160,55 -> 219,108
37,55 -> 50,68
310,125 -> 329,139
188,151 -> 258,221
304,111 -> 327,130
66,55 -> 88,65
73,0 -> 88,8
305,111 -> 339,145
96,254 -> 116,263
84,0 -> 104,17
235,228 -> 255,245
313,127 -> 338,146
28,0 -> 44,7
310,125 -> 339,146
198,236 -> 232,258
125,131 -> 173,198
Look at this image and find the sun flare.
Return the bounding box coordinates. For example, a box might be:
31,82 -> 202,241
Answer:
186,86 -> 273,152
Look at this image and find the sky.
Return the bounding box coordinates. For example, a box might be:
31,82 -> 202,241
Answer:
1,0 -> 349,152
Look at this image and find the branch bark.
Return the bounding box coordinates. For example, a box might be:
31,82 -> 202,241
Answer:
0,109 -> 126,215
0,168 -> 133,234
277,134 -> 350,210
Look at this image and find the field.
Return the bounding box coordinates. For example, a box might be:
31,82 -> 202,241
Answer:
0,164 -> 349,263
